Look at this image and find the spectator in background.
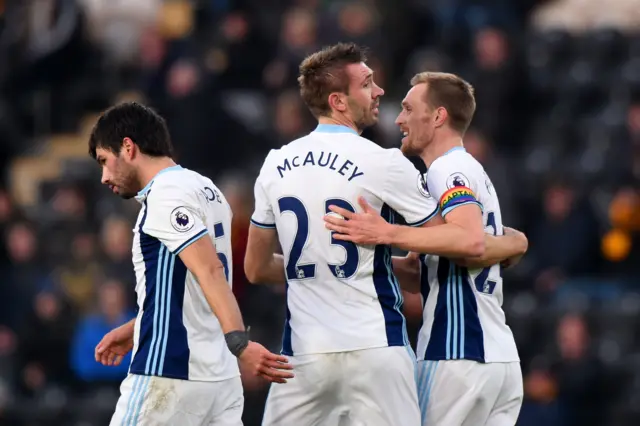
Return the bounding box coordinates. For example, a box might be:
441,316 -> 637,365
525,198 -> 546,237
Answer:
528,181 -> 601,293
70,280 -> 133,387
212,9 -> 273,90
464,128 -> 521,227
100,215 -> 135,292
53,229 -> 102,314
2,221 -> 51,330
518,367 -> 560,426
551,314 -> 611,426
78,0 -> 160,66
50,183 -> 89,223
271,89 -> 309,147
463,27 -> 524,150
263,7 -> 318,90
0,188 -> 15,269
17,291 -> 76,397
323,1 -> 384,56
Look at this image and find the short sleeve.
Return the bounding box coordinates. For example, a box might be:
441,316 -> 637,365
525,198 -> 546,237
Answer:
383,149 -> 439,226
142,185 -> 209,254
426,156 -> 483,218
250,167 -> 275,229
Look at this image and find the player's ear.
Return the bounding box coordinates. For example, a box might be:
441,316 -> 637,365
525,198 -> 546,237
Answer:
434,106 -> 448,128
122,137 -> 136,160
328,92 -> 347,113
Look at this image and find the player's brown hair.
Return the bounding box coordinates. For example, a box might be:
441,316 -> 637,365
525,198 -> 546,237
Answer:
410,72 -> 476,135
298,43 -> 368,118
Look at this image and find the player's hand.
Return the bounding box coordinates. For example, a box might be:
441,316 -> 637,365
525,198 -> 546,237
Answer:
95,323 -> 134,367
501,227 -> 528,268
239,341 -> 294,384
324,196 -> 393,245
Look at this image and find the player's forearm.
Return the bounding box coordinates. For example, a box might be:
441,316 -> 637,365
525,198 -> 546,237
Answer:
121,319 -> 135,335
385,223 -> 485,258
392,254 -> 420,293
198,265 -> 246,333
455,233 -> 528,268
245,253 -> 286,285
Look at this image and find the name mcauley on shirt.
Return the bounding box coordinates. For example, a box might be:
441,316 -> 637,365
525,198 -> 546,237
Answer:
276,150 -> 364,182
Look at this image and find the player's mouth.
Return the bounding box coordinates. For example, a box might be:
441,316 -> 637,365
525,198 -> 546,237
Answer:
371,102 -> 379,114
400,128 -> 409,143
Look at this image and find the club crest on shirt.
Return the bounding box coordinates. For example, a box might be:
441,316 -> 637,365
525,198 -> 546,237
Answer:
171,206 -> 195,232
446,172 -> 469,189
417,173 -> 431,198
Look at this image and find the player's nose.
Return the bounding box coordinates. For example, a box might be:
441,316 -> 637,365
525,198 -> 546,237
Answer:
101,170 -> 111,185
373,82 -> 384,97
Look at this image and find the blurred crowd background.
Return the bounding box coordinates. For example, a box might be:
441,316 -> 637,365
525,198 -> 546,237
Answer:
0,0 -> 639,425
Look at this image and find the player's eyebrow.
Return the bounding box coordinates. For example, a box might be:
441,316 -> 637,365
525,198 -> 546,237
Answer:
362,73 -> 373,85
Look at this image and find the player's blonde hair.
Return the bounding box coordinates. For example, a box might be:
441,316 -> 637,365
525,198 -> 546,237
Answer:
410,72 -> 476,135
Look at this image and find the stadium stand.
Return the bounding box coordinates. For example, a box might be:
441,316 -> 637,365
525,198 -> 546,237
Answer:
0,1 -> 638,425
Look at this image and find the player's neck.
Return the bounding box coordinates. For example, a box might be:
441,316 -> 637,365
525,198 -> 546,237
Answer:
138,157 -> 178,189
317,115 -> 361,135
420,134 -> 464,168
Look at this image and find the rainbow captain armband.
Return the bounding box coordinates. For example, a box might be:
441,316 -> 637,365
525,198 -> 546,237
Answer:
439,186 -> 481,215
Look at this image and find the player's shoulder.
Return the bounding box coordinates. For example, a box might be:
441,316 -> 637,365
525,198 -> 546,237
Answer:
428,148 -> 484,180
259,134 -> 313,166
147,166 -> 214,206
152,166 -> 201,189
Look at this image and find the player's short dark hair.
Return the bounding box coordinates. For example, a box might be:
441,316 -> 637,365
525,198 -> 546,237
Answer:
298,42 -> 368,118
88,102 -> 173,159
410,72 -> 476,135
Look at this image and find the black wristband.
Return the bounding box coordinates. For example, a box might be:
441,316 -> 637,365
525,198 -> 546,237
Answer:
225,330 -> 249,357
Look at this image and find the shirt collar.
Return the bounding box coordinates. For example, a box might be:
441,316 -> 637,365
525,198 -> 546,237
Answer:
135,165 -> 183,202
312,124 -> 359,135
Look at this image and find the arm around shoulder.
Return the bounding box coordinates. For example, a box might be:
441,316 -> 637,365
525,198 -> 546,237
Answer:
453,226 -> 528,269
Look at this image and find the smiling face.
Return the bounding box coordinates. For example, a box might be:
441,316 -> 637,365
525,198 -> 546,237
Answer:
342,62 -> 384,131
95,143 -> 140,199
395,83 -> 436,156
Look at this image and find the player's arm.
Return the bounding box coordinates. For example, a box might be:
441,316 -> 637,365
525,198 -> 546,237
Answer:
392,253 -> 421,293
380,150 -> 484,258
244,166 -> 287,285
454,226 -> 528,269
95,318 -> 136,366
244,224 -> 286,285
325,151 -> 488,256
179,237 -> 247,333
143,184 -> 293,382
179,236 -> 292,382
391,222 -> 527,293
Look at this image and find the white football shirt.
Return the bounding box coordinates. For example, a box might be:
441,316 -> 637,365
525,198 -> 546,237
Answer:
416,147 -> 520,363
251,124 -> 438,356
130,165 -> 240,381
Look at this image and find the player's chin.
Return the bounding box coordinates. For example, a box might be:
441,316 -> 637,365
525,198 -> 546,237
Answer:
119,191 -> 137,200
399,141 -> 411,155
364,114 -> 379,127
